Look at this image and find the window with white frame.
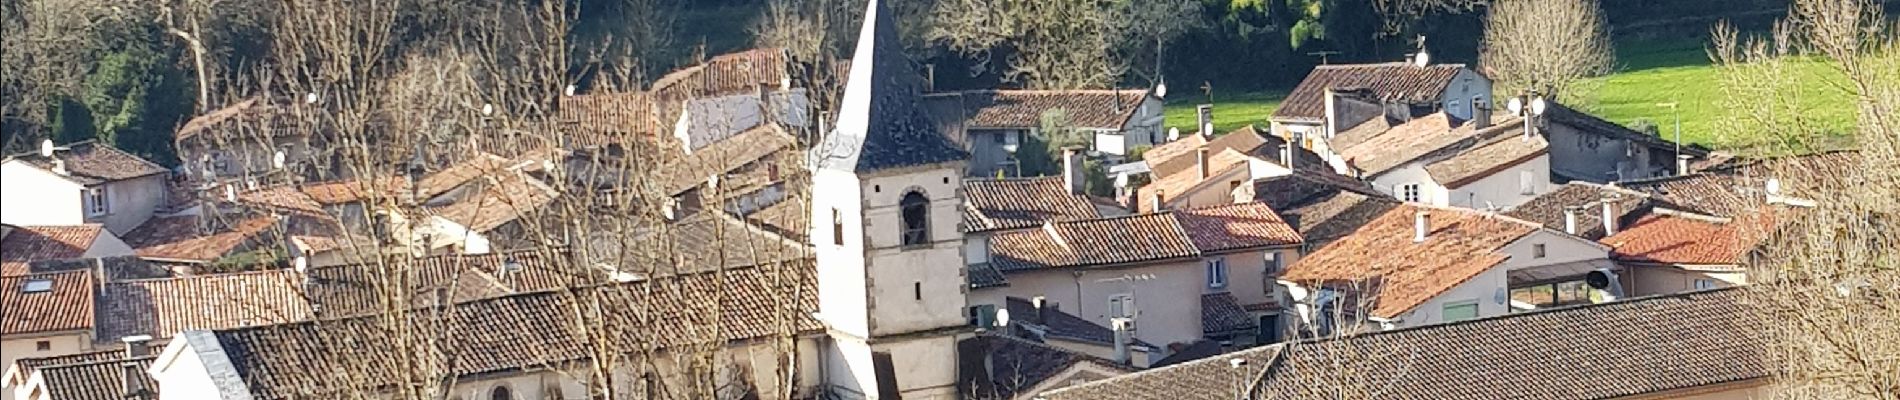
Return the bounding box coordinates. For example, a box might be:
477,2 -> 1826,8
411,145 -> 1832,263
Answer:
1206,258 -> 1228,288
1108,294 -> 1136,318
1397,183 -> 1421,203
1693,279 -> 1719,290
85,187 -> 108,217
1264,251 -> 1283,276
1442,300 -> 1479,322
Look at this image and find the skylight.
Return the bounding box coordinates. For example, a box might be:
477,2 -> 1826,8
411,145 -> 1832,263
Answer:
22,279 -> 53,293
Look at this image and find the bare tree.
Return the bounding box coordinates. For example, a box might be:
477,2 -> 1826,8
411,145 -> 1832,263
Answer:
1479,0 -> 1615,101
1711,0 -> 1900,398
925,0 -> 1125,89
1372,0 -> 1484,37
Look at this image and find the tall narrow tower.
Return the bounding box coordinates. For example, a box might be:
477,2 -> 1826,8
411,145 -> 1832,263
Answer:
809,0 -> 971,398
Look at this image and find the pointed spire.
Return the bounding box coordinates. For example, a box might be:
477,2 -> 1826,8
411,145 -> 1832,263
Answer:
813,0 -> 966,173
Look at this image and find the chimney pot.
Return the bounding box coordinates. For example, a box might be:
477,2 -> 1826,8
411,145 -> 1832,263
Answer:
121,335 -> 154,400
1032,296 -> 1049,325
1676,154 -> 1693,176
1110,317 -> 1134,365
1414,211 -> 1431,243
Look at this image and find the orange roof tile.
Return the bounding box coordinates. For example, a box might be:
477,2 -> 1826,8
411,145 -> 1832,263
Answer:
1280,204 -> 1539,318
0,271 -> 95,334
961,176 -> 1102,232
1599,211 -> 1781,266
1,225 -> 105,271
94,270 -> 313,341
1136,148 -> 1257,212
124,215 -> 278,262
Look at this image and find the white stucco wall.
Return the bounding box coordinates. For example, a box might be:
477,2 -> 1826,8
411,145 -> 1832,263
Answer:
0,162 -> 85,227
875,335 -> 962,399
967,260 -> 1203,348
1627,266 -> 1747,297
1390,264 -> 1510,328
84,231 -> 137,258
0,332 -> 93,398
812,168 -> 870,338
97,174 -> 168,235
1448,154 -> 1551,210
858,168 -> 969,336
1438,69 -> 1493,122
149,340 -> 222,400
1370,164 -> 1450,206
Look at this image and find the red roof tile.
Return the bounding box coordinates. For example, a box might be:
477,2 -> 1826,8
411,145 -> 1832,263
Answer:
961,176 -> 1102,232
1272,63 -> 1469,122
930,89 -> 1152,130
1,225 -> 105,271
1172,202 -> 1304,253
94,270 -> 313,341
123,215 -> 278,262
990,203 -> 1300,270
1599,211 -> 1781,266
1280,204 -> 1538,318
0,271 -> 95,334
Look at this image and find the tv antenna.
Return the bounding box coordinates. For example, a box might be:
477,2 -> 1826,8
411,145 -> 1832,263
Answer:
1307,51 -> 1341,65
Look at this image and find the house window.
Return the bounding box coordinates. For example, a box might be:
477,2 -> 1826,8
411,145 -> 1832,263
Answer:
1264,251 -> 1283,276
832,208 -> 844,246
1694,279 -> 1719,290
85,186 -> 109,217
1256,314 -> 1281,344
969,304 -> 998,328
489,385 -> 513,400
1108,294 -> 1136,318
1532,244 -> 1547,258
901,191 -> 930,246
35,341 -> 50,351
1397,183 -> 1421,203
1519,170 -> 1536,195
1206,258 -> 1228,288
1442,300 -> 1479,322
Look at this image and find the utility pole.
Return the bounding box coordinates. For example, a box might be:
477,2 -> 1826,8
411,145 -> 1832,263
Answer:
1656,102 -> 1682,160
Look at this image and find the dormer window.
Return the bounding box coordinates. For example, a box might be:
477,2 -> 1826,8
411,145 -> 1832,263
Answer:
901,191 -> 929,246
85,187 -> 108,217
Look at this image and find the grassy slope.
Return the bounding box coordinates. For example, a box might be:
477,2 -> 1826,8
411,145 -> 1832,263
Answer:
1586,38 -> 1855,147
1158,38 -> 1858,147
1161,90 -> 1288,135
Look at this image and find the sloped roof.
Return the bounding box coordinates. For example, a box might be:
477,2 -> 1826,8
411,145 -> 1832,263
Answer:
1200,292 -> 1257,334
210,262 -> 822,399
1339,113 -> 1520,178
814,0 -> 966,173
34,356 -> 157,400
122,215 -> 277,262
93,270 -> 313,342
1,225 -> 106,273
1504,182 -> 1652,239
1136,148 -> 1258,213
1004,297 -> 1150,347
1600,211 -> 1782,266
1249,173 -> 1399,248
1272,63 -> 1469,122
302,250 -> 576,317
928,89 -> 1151,130
650,48 -> 792,100
557,91 -> 668,149
0,271 -> 95,335
1145,126 -> 1302,179
961,176 -> 1102,233
1280,204 -> 1539,318
990,203 -> 1300,271
5,141 -> 167,185
1045,288 -> 1764,400
425,172 -> 559,233
957,334 -> 1136,400
1424,128 -> 1547,188
660,124 -> 796,195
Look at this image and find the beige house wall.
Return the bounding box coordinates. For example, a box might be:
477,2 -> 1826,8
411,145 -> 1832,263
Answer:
969,247 -> 1295,349
1625,264 -> 1747,297
0,332 -> 92,400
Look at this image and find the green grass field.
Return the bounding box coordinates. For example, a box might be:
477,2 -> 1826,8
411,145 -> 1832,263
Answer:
1161,90 -> 1287,135
1161,38 -> 1859,148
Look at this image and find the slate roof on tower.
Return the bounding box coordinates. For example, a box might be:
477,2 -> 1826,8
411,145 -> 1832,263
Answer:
814,0 -> 967,173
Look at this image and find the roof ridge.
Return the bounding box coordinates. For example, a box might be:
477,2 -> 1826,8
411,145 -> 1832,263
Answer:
109,268 -> 299,284
33,355 -> 155,370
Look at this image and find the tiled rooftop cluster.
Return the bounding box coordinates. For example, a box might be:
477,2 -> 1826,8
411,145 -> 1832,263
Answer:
989,202 -> 1301,272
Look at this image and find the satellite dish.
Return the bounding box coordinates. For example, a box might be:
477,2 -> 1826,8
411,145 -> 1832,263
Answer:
1586,270 -> 1613,289
1155,82 -> 1168,99
542,159 -> 556,172
780,77 -> 793,91
564,85 -> 577,97
1530,97 -> 1548,116
1168,127 -> 1181,141
1507,97 -> 1524,115
1413,50 -> 1431,67
995,309 -> 1010,328
482,103 -> 495,116
39,139 -> 54,157
272,151 -> 287,170
1765,178 -> 1782,195
305,92 -> 319,104
223,185 -> 237,202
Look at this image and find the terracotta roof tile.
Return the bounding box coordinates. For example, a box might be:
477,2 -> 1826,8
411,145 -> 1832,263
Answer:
34,356 -> 157,400
961,176 -> 1101,232
0,271 -> 95,334
1200,292 -> 1257,334
6,350 -> 122,380
93,270 -> 312,342
1330,116 -> 1395,150
929,89 -> 1151,130
122,215 -> 277,262
650,48 -> 792,100
233,186 -> 327,217
743,198 -> 809,239
957,334 -> 1135,400
1172,203 -> 1303,253
1,225 -> 106,270
1280,204 -> 1538,318
5,141 -> 168,185
1046,288 -> 1764,400
1339,113 -> 1519,177
968,263 -> 1008,289
1272,63 -> 1469,122
176,97 -> 307,143
1599,211 -> 1781,266
211,262 -> 821,399
303,250 -> 578,317
1004,297 -> 1150,347
425,172 -> 559,232
1136,148 -> 1258,212
660,124 -> 796,195
1275,191 -> 1401,248
1504,182 -> 1651,239
557,92 -> 667,149
1425,131 -> 1547,188
1146,126 -> 1299,179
